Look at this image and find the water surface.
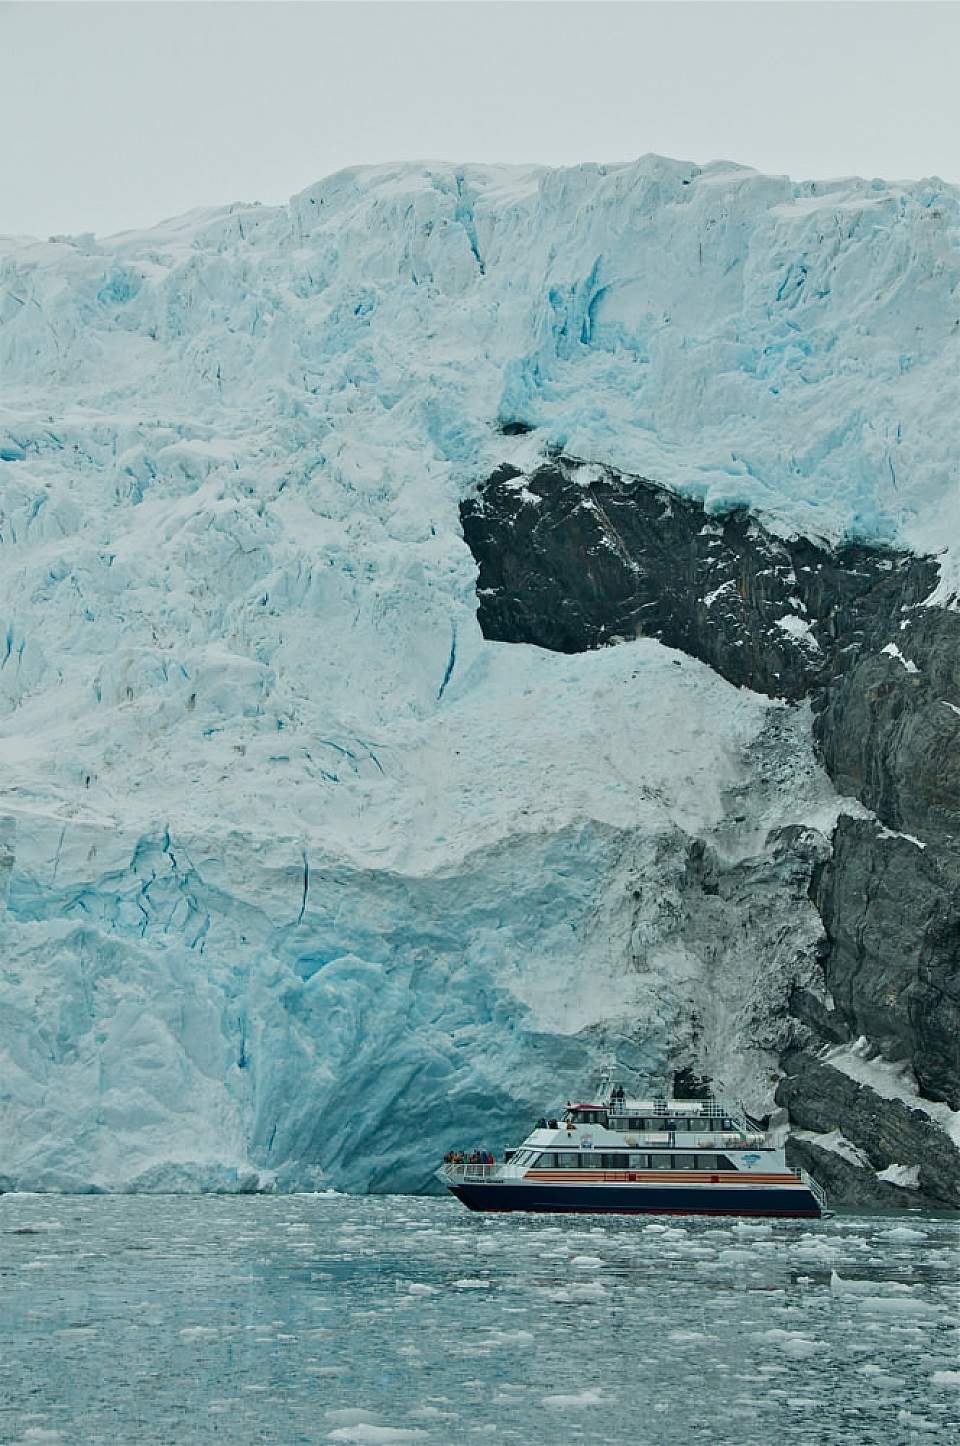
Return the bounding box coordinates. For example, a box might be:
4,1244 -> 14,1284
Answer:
1,1194 -> 957,1444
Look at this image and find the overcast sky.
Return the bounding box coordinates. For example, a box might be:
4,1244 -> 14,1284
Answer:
4,1 -> 959,238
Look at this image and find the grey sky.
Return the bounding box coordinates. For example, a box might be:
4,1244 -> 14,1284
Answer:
4,1 -> 959,239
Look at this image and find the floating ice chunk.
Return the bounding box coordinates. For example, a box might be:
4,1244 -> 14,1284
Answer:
896,1411 -> 940,1433
569,1255 -> 604,1269
855,1296 -> 941,1316
542,1390 -> 609,1409
178,1325 -> 219,1340
327,1429 -> 427,1444
566,1281 -> 607,1301
831,1272 -> 917,1296
452,1278 -> 491,1290
881,1226 -> 927,1242
931,1371 -> 960,1388
483,1329 -> 534,1346
758,1330 -> 820,1360
857,1365 -> 906,1388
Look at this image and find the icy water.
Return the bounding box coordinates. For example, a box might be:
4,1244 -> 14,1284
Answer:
0,1195 -> 957,1445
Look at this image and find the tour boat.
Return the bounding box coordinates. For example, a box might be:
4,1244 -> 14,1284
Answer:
438,1076 -> 826,1219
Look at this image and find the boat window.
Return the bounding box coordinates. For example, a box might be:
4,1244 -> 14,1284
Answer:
716,1155 -> 734,1169
537,1153 -> 556,1169
675,1154 -> 695,1169
556,1153 -> 579,1168
695,1155 -> 716,1170
645,1118 -> 664,1131
649,1153 -> 670,1169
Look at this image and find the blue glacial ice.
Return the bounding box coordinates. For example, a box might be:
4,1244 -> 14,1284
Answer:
0,156 -> 957,1191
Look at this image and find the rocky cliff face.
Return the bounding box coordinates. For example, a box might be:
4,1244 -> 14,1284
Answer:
462,453 -> 960,1207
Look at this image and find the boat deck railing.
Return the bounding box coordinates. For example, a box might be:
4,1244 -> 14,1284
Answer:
792,1166 -> 828,1208
607,1099 -> 744,1120
439,1162 -> 505,1183
441,1162 -> 826,1196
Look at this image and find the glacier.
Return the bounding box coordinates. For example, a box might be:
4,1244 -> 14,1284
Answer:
1,154 -> 958,1194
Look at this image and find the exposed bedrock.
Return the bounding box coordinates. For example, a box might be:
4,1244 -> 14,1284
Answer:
461,454 -> 960,1207
810,819 -> 960,1110
461,455 -> 937,700
779,1052 -> 960,1210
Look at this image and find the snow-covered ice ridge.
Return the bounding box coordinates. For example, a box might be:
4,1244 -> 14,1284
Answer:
0,155 -> 956,1192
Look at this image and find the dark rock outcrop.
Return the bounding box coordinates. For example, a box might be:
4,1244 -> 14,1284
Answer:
778,1052 -> 960,1209
461,452 -> 960,1207
811,819 -> 960,1109
785,1137 -> 942,1211
814,608 -> 960,847
461,454 -> 936,701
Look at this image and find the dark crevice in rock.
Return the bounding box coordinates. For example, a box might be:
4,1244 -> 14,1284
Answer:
461,452 -> 960,1206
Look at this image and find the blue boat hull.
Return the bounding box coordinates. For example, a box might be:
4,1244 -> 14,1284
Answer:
449,1182 -> 820,1219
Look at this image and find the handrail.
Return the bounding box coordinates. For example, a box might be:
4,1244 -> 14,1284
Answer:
440,1162 -> 503,1182
793,1166 -> 827,1208
606,1101 -> 743,1120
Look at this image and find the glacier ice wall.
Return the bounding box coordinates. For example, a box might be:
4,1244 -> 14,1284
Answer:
1,155 -> 957,1191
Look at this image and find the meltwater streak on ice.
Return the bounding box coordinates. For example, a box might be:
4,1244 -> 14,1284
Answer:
1,1195 -> 958,1446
